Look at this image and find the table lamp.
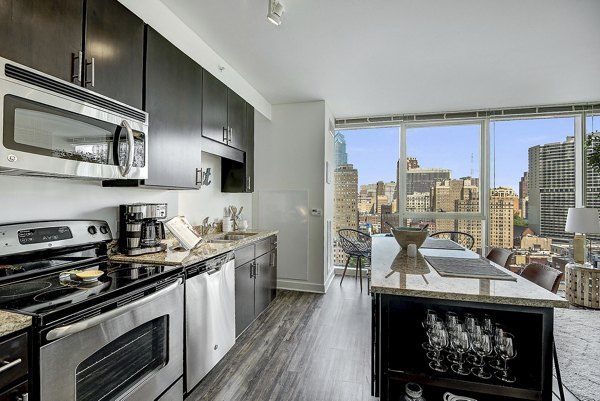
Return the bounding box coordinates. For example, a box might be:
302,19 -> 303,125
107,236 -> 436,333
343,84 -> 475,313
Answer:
565,207 -> 600,265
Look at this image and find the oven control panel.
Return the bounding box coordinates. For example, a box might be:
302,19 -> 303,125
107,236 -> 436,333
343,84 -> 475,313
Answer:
0,220 -> 112,257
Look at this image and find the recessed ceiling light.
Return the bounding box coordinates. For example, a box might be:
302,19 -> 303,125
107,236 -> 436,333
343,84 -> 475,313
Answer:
268,0 -> 285,26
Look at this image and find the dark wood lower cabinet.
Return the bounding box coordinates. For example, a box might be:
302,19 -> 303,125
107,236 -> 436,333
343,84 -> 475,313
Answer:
234,236 -> 277,337
235,261 -> 255,338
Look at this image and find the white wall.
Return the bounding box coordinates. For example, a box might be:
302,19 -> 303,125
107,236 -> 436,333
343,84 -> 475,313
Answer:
0,175 -> 178,237
0,152 -> 251,236
323,104 -> 336,292
253,101 -> 332,293
118,0 -> 271,120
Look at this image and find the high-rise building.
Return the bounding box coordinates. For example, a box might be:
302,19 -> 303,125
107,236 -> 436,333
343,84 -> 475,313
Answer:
407,157 -> 420,170
406,192 -> 430,212
518,172 -> 529,218
333,163 -> 358,265
433,178 -> 479,245
528,137 -> 575,240
489,187 -> 518,248
406,168 -> 452,196
334,132 -> 348,167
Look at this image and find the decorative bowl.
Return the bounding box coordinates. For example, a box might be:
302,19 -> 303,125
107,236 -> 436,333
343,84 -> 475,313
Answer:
391,227 -> 429,249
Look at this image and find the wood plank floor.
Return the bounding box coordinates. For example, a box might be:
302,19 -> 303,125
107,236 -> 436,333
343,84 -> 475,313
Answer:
187,276 -> 377,401
187,276 -> 579,401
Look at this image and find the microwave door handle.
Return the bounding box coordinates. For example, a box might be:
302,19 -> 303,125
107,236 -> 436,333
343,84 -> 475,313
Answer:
46,278 -> 182,342
119,120 -> 135,177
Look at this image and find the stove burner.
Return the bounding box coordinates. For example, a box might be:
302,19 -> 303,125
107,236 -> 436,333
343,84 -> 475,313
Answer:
0,282 -> 52,297
33,287 -> 80,302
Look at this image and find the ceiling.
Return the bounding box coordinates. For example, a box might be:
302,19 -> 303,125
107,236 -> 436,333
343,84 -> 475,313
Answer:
161,0 -> 600,118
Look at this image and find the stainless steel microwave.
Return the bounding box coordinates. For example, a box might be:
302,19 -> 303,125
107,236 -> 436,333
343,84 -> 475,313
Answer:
0,56 -> 148,180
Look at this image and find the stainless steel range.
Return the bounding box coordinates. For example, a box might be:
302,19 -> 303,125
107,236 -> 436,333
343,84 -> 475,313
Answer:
0,220 -> 183,401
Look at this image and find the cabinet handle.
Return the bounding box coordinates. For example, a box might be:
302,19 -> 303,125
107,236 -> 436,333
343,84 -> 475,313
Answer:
228,127 -> 233,142
16,394 -> 28,401
222,127 -> 228,142
247,176 -> 251,191
270,252 -> 275,267
72,51 -> 82,83
0,358 -> 21,374
196,168 -> 203,187
85,57 -> 95,87
250,262 -> 255,278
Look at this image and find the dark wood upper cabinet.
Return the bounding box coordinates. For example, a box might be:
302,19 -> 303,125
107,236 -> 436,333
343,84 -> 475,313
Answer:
202,71 -> 228,144
202,71 -> 249,151
84,0 -> 144,109
141,26 -> 203,189
0,0 -> 83,83
0,0 -> 143,108
221,103 -> 254,193
227,90 -> 245,150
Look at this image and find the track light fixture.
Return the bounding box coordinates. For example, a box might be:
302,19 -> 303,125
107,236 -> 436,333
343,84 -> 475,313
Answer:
267,0 -> 285,26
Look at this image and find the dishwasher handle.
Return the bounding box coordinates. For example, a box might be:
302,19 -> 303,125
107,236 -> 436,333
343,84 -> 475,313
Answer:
46,278 -> 183,341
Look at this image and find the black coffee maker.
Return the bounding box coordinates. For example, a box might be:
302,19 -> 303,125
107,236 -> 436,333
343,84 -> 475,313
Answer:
119,203 -> 168,255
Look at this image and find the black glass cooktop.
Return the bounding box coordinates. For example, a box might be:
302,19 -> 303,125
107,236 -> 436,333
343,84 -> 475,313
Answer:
0,261 -> 181,316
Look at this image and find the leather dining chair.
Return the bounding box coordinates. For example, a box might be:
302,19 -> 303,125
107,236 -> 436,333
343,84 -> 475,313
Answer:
520,262 -> 563,294
486,248 -> 513,269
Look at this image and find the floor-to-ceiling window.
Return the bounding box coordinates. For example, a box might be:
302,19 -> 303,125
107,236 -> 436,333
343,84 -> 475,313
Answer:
333,108 -> 596,268
333,127 -> 399,267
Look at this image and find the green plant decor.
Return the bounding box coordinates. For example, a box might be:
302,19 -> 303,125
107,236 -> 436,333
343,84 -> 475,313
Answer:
586,133 -> 600,174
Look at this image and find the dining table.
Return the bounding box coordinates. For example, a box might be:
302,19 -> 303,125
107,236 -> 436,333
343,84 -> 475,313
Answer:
370,235 -> 568,401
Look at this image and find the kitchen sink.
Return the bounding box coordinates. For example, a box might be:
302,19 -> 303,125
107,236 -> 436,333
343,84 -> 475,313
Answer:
205,232 -> 257,243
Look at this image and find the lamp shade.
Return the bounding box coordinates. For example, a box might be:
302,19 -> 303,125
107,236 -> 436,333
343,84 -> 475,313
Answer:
565,207 -> 600,234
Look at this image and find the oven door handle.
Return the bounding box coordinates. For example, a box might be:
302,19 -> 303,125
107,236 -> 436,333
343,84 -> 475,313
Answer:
46,278 -> 182,342
119,120 -> 135,177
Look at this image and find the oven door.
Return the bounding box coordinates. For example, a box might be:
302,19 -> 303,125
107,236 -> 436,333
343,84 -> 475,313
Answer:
0,57 -> 148,180
39,278 -> 183,401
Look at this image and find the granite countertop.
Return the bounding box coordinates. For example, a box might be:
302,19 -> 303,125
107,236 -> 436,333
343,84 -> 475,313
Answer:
109,229 -> 278,267
0,310 -> 31,337
370,236 -> 569,308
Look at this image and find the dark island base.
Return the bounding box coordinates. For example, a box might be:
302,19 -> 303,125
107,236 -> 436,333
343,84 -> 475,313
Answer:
372,294 -> 554,401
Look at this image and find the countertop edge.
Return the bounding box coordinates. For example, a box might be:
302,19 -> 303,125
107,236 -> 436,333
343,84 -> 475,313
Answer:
109,229 -> 279,267
0,310 -> 32,337
370,286 -> 571,309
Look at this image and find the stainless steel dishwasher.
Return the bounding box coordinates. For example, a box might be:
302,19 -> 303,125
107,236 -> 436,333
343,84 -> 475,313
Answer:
185,252 -> 235,393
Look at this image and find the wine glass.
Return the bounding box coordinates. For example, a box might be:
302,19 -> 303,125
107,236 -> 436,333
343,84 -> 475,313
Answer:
482,314 -> 494,335
446,311 -> 459,328
494,332 -> 517,383
450,329 -> 470,376
428,325 -> 449,372
464,313 -> 478,334
471,333 -> 493,379
489,324 -> 507,370
422,310 -> 439,351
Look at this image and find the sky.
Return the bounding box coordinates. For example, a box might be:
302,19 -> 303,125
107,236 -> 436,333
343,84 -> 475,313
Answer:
338,116 -> 596,191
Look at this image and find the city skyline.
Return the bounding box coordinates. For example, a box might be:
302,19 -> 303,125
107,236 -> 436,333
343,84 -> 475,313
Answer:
339,117 -> 575,191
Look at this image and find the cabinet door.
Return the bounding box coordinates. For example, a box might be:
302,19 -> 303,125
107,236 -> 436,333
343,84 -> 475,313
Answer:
144,27 -> 202,189
85,0 -> 144,108
244,103 -> 255,192
227,89 -> 245,150
202,71 -> 228,144
0,0 -> 83,83
255,252 -> 272,317
270,248 -> 277,303
235,262 -> 255,337
220,103 -> 254,193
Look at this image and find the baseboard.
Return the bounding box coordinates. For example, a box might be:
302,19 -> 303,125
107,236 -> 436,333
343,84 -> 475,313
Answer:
324,269 -> 336,292
277,279 -> 326,293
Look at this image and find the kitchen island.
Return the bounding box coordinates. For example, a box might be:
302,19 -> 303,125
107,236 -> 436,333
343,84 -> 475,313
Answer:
370,236 -> 568,401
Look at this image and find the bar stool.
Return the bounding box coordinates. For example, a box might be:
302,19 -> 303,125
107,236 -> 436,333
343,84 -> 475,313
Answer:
338,229 -> 372,292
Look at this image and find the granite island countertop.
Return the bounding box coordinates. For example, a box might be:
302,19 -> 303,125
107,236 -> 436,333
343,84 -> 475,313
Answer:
370,236 -> 569,308
0,310 -> 31,337
109,229 -> 278,267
